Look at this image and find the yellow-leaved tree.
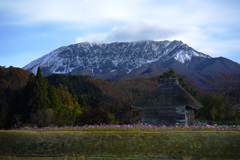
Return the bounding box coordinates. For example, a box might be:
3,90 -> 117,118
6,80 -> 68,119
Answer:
56,84 -> 82,126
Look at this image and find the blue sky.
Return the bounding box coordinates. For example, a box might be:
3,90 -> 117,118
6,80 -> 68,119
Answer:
0,0 -> 240,67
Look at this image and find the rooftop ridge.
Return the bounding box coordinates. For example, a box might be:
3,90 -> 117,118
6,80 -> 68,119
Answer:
159,78 -> 179,84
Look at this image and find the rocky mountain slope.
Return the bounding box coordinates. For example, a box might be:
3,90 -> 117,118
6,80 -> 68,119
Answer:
23,40 -> 240,89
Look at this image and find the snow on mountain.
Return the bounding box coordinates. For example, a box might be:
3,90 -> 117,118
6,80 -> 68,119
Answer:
23,40 -> 211,76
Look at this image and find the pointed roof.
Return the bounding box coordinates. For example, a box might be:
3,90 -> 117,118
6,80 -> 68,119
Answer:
132,78 -> 203,109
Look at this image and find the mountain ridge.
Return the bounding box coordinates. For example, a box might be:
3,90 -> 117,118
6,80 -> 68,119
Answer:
23,40 -> 210,74
23,40 -> 240,89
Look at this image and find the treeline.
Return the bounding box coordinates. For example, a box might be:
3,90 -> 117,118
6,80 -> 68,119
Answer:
0,66 -> 239,128
1,66 -> 155,129
0,67 -> 118,128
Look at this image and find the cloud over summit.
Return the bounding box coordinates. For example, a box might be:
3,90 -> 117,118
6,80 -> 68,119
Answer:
76,24 -> 185,43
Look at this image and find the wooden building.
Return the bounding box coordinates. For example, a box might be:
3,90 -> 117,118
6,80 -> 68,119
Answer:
132,78 -> 203,126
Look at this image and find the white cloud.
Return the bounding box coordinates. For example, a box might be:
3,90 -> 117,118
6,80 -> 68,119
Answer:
76,33 -> 107,43
0,0 -> 147,25
2,0 -> 239,27
76,23 -> 186,43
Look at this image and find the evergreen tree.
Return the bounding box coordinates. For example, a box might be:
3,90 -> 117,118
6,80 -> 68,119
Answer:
0,97 -> 9,128
13,67 -> 53,126
48,85 -> 62,110
28,67 -> 50,112
159,68 -> 177,79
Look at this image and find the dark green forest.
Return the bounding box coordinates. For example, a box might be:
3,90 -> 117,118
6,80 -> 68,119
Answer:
0,66 -> 239,129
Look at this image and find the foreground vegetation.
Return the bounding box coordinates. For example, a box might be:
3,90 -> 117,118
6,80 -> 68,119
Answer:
0,124 -> 240,159
18,123 -> 240,131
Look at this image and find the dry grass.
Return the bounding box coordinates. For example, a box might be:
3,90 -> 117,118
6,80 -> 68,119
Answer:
0,130 -> 239,159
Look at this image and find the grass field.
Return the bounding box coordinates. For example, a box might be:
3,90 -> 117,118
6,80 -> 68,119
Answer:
0,125 -> 240,159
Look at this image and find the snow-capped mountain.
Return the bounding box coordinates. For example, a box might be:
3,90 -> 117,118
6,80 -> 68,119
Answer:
23,40 -> 210,76
23,40 -> 240,88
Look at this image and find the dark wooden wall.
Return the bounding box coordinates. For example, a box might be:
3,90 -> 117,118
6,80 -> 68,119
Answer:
141,106 -> 194,125
176,106 -> 185,125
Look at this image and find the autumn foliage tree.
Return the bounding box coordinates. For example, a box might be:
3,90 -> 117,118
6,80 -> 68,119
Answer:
199,94 -> 236,122
198,73 -> 240,122
56,84 -> 82,126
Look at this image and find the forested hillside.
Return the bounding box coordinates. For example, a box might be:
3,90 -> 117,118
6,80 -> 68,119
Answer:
0,66 -> 30,128
1,66 -> 239,129
0,66 -> 157,128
